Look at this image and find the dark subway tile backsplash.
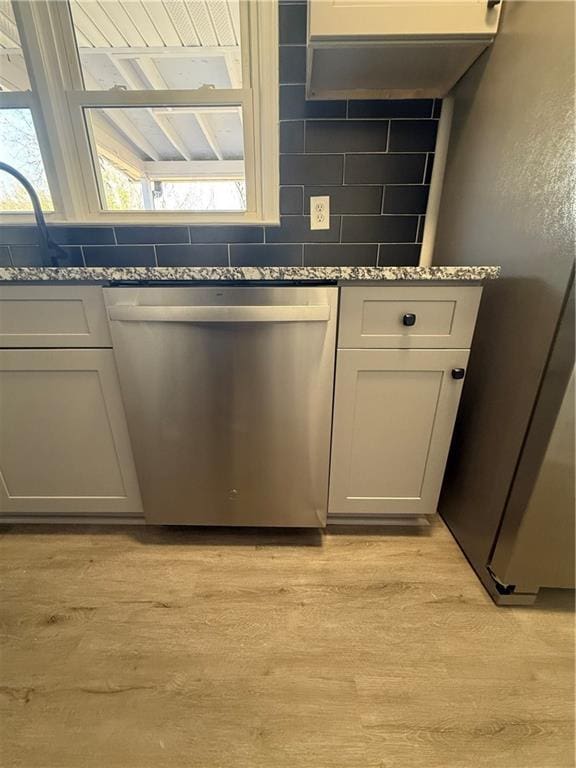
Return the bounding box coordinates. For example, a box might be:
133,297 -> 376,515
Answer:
49,226 -> 115,246
265,216 -> 341,243
341,215 -> 418,244
0,3 -> 439,272
304,244 -> 378,267
378,244 -> 422,266
0,246 -> 11,266
83,245 -> 155,267
279,3 -> 307,43
280,46 -> 306,84
424,154 -> 435,184
280,186 -> 304,214
383,185 -> 430,214
156,244 -> 228,267
280,154 -> 343,185
116,226 -> 189,244
1,226 -> 42,246
189,226 -> 264,244
10,245 -> 84,267
230,243 -> 303,267
305,120 -> 389,153
345,153 -> 427,184
388,120 -> 438,152
348,100 -> 435,119
280,85 -> 347,120
304,186 -> 382,215
280,120 -> 305,153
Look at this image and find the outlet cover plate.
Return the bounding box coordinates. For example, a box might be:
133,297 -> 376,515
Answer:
310,195 -> 330,230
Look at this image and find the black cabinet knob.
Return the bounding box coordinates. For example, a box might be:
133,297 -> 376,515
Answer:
452,368 -> 466,380
402,313 -> 416,327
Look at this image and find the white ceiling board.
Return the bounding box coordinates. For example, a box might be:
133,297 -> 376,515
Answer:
227,0 -> 240,45
0,54 -> 29,90
204,110 -> 243,159
155,54 -> 231,89
74,2 -> 126,47
122,2 -> 165,46
187,2 -> 218,46
70,2 -> 110,47
209,1 -> 236,46
100,1 -> 147,47
141,1 -> 182,46
164,1 -> 199,46
82,53 -> 131,90
166,112 -> 216,160
0,2 -> 20,48
114,106 -> 181,159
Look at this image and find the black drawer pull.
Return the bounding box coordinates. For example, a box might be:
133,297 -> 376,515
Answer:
452,368 -> 466,380
402,313 -> 416,327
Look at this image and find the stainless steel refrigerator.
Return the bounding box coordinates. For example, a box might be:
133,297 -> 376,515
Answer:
433,0 -> 575,604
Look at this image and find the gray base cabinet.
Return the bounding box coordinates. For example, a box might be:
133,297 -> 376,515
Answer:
0,286 -> 142,519
329,284 -> 482,519
329,348 -> 469,517
0,349 -> 142,517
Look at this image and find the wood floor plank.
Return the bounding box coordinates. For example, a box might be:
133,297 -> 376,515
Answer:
0,521 -> 573,768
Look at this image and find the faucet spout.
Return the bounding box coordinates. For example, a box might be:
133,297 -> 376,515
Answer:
0,161 -> 70,267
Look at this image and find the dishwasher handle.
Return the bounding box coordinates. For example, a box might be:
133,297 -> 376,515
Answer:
108,304 -> 331,323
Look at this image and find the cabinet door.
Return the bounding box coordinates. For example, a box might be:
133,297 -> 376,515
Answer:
309,1 -> 501,39
0,349 -> 142,516
329,348 -> 469,517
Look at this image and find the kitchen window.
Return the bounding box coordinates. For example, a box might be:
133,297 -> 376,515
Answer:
0,0 -> 279,224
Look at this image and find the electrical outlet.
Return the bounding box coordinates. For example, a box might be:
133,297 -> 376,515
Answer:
310,195 -> 330,230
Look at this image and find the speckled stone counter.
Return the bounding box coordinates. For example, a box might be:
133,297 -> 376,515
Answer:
0,265 -> 499,282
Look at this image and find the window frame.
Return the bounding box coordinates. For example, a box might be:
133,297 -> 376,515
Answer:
0,0 -> 279,225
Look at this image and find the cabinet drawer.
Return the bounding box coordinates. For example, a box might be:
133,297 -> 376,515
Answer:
0,286 -> 111,348
338,285 -> 482,349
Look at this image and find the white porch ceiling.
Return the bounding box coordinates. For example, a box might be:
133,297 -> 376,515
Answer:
0,0 -> 244,179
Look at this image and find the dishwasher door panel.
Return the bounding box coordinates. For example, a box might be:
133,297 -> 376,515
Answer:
104,286 -> 338,527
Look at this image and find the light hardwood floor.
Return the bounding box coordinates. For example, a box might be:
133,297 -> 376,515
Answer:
0,519 -> 573,768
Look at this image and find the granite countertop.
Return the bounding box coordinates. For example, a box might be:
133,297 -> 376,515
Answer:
0,265 -> 500,282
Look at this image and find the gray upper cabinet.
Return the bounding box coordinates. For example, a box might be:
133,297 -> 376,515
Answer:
0,286 -> 111,347
329,348 -> 469,517
307,0 -> 502,100
0,348 -> 142,517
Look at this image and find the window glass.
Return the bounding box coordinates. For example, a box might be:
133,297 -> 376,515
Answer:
69,0 -> 242,91
0,0 -> 31,91
85,104 -> 245,211
0,108 -> 53,211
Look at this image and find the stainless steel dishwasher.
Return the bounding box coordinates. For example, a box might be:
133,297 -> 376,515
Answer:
104,286 -> 338,527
